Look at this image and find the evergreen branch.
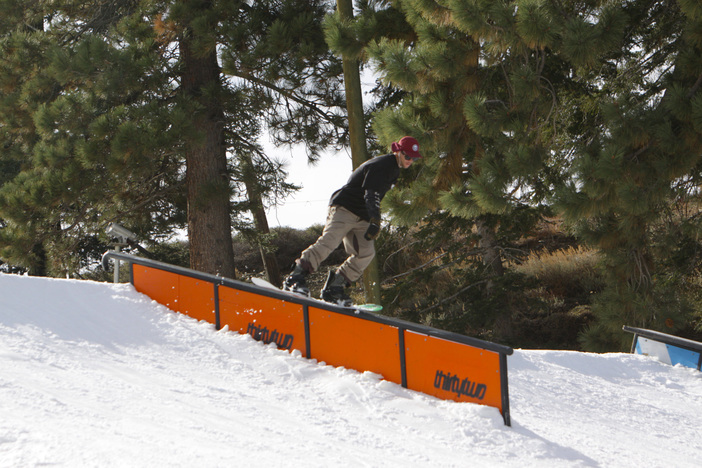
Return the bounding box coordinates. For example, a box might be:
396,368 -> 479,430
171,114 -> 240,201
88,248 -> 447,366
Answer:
106,181 -> 182,224
417,278 -> 491,314
381,239 -> 420,270
537,48 -> 546,76
227,71 -> 341,126
383,245 -> 484,286
500,61 -> 514,104
687,72 -> 702,99
628,247 -> 652,291
539,76 -> 557,119
381,249 -> 449,285
628,142 -> 652,162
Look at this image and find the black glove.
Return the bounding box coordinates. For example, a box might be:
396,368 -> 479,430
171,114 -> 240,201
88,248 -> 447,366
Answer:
364,218 -> 381,241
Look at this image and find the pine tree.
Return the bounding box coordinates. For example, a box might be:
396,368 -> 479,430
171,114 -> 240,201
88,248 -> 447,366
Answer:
0,1 -> 190,275
0,0 -> 345,277
554,0 -> 702,349
369,1 -> 515,284
0,2 -> 72,275
342,0 -> 561,331
362,0 -> 702,349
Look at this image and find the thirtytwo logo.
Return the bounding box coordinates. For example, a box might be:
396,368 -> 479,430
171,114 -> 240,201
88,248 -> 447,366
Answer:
434,370 -> 487,400
246,322 -> 294,350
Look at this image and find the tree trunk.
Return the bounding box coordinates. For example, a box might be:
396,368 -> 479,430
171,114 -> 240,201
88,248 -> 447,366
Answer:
180,2 -> 236,278
336,0 -> 381,304
30,242 -> 47,277
475,218 -> 508,339
251,201 -> 282,287
475,217 -> 504,277
241,153 -> 282,286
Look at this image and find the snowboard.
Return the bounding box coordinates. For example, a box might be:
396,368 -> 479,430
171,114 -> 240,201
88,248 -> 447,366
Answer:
250,277 -> 383,313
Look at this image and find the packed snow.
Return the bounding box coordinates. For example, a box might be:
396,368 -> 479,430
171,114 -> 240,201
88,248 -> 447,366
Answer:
1,274 -> 701,467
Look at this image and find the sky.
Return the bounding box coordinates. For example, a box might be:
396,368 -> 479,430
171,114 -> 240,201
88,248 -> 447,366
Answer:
2,274 -> 701,467
263,143 -> 351,230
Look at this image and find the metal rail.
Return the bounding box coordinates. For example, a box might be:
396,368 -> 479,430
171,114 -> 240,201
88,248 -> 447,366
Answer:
102,251 -> 514,356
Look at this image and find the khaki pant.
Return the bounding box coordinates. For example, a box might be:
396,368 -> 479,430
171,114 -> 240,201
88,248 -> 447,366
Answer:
299,206 -> 375,282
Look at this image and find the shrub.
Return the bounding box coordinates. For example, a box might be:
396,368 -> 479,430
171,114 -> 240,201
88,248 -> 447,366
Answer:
232,224 -> 348,278
513,246 -> 604,301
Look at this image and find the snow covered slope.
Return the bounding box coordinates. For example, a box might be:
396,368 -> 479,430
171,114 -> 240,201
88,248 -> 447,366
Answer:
1,274 -> 700,467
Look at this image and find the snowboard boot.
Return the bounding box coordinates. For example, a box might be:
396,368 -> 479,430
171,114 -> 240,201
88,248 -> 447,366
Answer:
283,262 -> 310,296
321,270 -> 353,307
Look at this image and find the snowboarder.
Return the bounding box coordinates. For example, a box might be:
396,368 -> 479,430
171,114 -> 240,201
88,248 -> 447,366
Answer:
283,136 -> 422,306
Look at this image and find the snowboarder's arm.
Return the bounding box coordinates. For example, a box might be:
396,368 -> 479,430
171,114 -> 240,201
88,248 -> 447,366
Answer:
364,189 -> 381,222
364,189 -> 382,240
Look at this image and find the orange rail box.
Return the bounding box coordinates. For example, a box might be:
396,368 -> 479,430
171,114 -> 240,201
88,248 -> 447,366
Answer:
308,306 -> 403,385
107,252 -> 512,425
404,330 -> 503,411
132,265 -> 215,324
218,286 -> 306,356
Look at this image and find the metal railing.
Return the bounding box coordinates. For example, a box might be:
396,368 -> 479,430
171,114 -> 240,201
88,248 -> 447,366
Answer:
623,325 -> 702,371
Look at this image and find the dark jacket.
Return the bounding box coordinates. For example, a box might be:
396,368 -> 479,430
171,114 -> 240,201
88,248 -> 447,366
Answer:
329,153 -> 399,221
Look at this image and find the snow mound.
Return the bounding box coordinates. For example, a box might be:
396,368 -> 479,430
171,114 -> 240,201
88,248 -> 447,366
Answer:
1,274 -> 700,467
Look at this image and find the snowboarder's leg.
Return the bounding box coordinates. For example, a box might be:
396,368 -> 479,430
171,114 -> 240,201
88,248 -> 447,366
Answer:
320,270 -> 353,306
284,206 -> 355,294
337,221 -> 375,283
321,223 -> 374,306
282,261 -> 312,296
298,206 -> 357,271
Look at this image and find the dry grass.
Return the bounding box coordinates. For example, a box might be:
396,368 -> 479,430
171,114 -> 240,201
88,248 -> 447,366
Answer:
514,246 -> 603,297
